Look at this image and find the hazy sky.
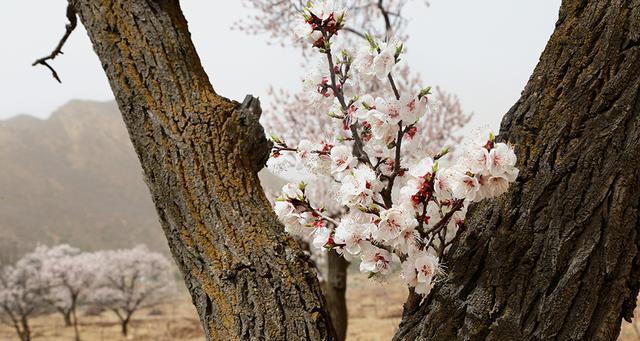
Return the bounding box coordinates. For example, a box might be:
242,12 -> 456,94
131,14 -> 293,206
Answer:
0,1 -> 561,130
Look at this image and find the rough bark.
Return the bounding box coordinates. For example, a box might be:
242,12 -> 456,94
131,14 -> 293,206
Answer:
323,251 -> 349,341
395,1 -> 640,340
69,0 -> 335,339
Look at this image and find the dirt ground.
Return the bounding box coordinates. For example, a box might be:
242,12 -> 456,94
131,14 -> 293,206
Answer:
1,272 -> 639,340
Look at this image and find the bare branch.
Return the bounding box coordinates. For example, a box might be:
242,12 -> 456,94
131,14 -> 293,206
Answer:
31,4 -> 77,83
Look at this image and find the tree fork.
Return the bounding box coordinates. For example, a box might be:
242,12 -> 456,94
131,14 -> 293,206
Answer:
395,0 -> 640,340
67,0 -> 335,339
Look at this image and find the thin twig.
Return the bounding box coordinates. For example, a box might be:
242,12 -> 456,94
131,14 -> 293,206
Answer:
343,27 -> 366,39
32,4 -> 77,83
377,0 -> 393,34
387,73 -> 401,100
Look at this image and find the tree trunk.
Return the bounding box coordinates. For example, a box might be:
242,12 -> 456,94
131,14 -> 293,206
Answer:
121,317 -> 129,337
62,309 -> 72,327
395,1 -> 640,340
323,250 -> 349,341
19,316 -> 30,341
69,0 -> 335,340
72,306 -> 80,341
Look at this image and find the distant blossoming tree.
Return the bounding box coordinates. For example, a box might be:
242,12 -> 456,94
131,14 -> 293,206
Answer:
89,245 -> 175,337
41,245 -> 99,341
0,246 -> 54,341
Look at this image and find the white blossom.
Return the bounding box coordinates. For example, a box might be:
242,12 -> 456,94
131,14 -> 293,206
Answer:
488,142 -> 519,181
374,204 -> 418,241
338,165 -> 379,207
302,67 -> 331,105
312,227 -> 332,249
359,246 -> 395,276
433,168 -> 455,200
353,47 -> 376,80
462,146 -> 490,174
293,21 -> 323,44
373,43 -> 397,80
306,0 -> 346,21
282,183 -> 304,199
408,157 -> 435,178
330,145 -> 355,174
413,252 -> 439,294
451,171 -> 481,201
333,214 -> 373,257
375,96 -> 402,125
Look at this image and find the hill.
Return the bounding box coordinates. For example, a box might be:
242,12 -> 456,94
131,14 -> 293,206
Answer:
0,100 -> 283,261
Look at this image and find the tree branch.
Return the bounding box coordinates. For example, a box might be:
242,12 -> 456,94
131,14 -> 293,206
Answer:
31,4 -> 77,83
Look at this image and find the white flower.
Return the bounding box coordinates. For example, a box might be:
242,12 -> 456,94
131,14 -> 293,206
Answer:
451,172 -> 481,201
293,21 -> 322,44
374,204 -> 418,241
338,165 -> 379,207
353,47 -> 376,79
401,251 -> 440,295
400,93 -> 428,124
488,142 -> 518,181
469,127 -> 495,147
297,140 -> 332,175
392,228 -> 420,255
414,252 -> 439,294
373,44 -> 396,80
312,227 -> 332,249
375,96 -> 402,125
366,110 -> 397,145
334,215 -> 373,257
281,183 -> 303,199
379,158 -> 395,177
423,201 -> 442,228
297,139 -> 316,159
302,67 -> 330,104
282,215 -> 308,237
433,168 -> 455,200
356,94 -> 375,116
400,259 -> 417,287
477,174 -> 510,198
359,246 -> 395,276
274,201 -> 310,237
408,158 -> 435,178
307,0 -> 346,21
399,177 -> 423,205
274,200 -> 295,218
330,145 -> 355,174
462,146 -> 490,175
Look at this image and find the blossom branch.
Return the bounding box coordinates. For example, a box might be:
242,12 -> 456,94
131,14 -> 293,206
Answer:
270,1 -> 518,296
322,32 -> 373,167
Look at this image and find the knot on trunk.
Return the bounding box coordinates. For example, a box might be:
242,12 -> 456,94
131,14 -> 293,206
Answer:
235,95 -> 273,172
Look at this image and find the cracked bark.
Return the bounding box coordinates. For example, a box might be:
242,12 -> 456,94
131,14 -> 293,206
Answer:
68,0 -> 335,339
394,0 -> 640,340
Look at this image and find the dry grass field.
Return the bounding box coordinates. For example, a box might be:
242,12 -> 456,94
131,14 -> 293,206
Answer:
1,272 -> 639,340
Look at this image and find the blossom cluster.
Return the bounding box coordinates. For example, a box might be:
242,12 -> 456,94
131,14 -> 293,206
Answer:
271,0 -> 518,296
